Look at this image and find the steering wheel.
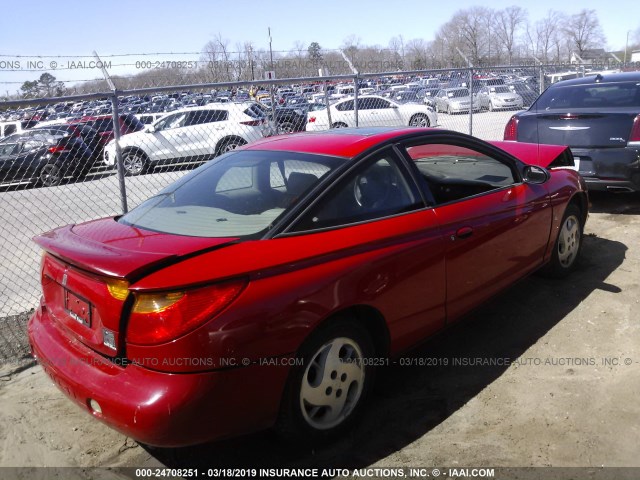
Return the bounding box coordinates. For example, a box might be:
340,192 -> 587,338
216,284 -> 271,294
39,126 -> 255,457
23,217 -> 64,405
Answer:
353,171 -> 390,209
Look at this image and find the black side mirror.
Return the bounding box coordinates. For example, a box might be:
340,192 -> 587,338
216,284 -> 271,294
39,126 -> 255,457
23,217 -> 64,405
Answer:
523,165 -> 550,184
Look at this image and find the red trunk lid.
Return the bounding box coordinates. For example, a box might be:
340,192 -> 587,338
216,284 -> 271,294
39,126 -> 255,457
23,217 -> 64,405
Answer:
35,217 -> 237,356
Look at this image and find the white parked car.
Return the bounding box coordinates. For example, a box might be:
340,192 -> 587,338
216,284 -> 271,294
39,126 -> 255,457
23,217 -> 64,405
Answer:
475,85 -> 524,111
433,88 -> 481,114
306,95 -> 438,130
0,121 -> 26,138
103,103 -> 269,175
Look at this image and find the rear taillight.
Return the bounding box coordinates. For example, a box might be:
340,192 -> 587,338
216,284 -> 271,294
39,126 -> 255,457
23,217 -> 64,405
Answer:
48,145 -> 70,154
127,279 -> 247,345
503,115 -> 519,141
308,116 -> 316,123
630,114 -> 640,143
240,120 -> 263,126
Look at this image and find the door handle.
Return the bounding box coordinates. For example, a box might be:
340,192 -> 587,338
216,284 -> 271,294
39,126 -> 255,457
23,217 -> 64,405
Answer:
455,226 -> 474,239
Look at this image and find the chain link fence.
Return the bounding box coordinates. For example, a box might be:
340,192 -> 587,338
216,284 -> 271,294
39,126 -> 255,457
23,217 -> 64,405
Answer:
1,62 -> 636,324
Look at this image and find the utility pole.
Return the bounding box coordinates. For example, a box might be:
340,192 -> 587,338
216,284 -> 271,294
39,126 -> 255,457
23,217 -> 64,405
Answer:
624,30 -> 630,65
268,28 -> 277,132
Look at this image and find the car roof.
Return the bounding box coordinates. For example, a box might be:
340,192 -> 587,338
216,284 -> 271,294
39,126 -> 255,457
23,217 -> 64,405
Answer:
244,127 -> 435,158
552,71 -> 640,87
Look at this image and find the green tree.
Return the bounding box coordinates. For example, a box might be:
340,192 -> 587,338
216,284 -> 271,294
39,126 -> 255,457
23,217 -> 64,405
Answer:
20,80 -> 40,99
308,42 -> 323,68
20,73 -> 66,99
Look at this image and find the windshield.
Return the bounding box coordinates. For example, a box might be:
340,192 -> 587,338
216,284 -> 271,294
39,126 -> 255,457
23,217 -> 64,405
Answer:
119,150 -> 343,238
492,86 -> 512,94
534,81 -> 640,110
449,89 -> 469,98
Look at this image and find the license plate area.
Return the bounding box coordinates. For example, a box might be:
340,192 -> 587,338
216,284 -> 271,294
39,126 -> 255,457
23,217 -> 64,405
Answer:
65,289 -> 92,327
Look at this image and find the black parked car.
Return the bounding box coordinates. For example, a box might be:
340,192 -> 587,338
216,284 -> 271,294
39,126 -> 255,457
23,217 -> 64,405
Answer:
0,126 -> 98,187
253,103 -> 309,134
507,82 -> 540,107
504,71 -> 640,192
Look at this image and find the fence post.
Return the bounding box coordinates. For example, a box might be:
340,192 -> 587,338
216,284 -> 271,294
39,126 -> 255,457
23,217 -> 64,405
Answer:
539,65 -> 545,95
353,74 -> 359,127
324,81 -> 333,128
109,93 -> 128,214
468,66 -> 473,136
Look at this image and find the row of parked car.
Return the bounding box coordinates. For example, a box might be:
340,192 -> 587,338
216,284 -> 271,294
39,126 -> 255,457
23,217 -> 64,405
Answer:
5,70 -> 637,192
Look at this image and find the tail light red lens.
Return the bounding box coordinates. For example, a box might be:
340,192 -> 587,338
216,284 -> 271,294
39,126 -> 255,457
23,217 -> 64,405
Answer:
127,279 -> 247,345
308,116 -> 316,123
630,114 -> 640,143
48,145 -> 70,154
503,115 -> 519,141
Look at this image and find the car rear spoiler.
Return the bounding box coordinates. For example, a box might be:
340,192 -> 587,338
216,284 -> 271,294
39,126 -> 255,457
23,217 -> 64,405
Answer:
490,141 -> 574,169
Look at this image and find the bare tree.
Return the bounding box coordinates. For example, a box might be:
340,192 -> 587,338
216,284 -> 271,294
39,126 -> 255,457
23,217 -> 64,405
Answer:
388,36 -> 404,70
494,6 -> 527,64
532,10 -> 564,62
406,38 -> 430,69
563,9 -> 606,58
449,7 -> 492,65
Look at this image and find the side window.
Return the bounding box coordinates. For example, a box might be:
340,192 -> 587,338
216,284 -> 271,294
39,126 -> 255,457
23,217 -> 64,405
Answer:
405,142 -> 517,205
335,100 -> 354,111
358,97 -> 376,110
290,149 -> 422,232
155,113 -> 187,131
372,98 -> 391,109
186,110 -> 228,126
4,125 -> 17,136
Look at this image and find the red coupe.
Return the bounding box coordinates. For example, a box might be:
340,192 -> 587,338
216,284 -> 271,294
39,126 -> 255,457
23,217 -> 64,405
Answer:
28,127 -> 588,446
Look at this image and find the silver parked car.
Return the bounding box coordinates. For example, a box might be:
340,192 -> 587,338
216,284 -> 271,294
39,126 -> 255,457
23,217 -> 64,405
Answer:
475,85 -> 523,111
434,88 -> 481,114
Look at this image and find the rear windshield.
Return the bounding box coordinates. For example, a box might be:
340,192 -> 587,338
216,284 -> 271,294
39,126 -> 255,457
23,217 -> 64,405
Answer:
535,81 -> 640,109
119,151 -> 343,238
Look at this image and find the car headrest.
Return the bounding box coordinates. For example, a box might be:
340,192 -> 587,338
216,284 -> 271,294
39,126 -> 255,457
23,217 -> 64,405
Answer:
287,172 -> 318,197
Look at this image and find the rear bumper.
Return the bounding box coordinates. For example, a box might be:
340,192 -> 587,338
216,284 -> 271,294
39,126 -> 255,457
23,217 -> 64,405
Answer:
572,146 -> 640,192
28,301 -> 288,447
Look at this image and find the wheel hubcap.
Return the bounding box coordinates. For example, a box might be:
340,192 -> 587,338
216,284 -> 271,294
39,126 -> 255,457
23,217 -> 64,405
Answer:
124,155 -> 143,174
558,215 -> 580,267
300,337 -> 365,430
412,116 -> 427,127
41,166 -> 59,185
223,143 -> 239,152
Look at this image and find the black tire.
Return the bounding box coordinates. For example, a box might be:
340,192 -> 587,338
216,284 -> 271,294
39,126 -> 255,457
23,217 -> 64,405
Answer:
409,114 -> 430,127
279,122 -> 296,134
276,318 -> 375,443
122,151 -> 149,176
74,164 -> 92,180
540,204 -> 584,278
38,163 -> 63,187
217,137 -> 247,155
331,122 -> 348,129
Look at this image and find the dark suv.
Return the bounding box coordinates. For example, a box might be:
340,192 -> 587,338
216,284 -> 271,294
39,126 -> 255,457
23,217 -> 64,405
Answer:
70,114 -> 145,154
504,72 -> 640,192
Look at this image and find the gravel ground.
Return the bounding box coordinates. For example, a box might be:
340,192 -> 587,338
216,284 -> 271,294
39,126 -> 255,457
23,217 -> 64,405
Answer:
0,191 -> 639,476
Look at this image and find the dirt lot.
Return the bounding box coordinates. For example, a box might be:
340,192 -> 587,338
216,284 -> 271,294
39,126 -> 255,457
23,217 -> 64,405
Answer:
1,191 -> 639,474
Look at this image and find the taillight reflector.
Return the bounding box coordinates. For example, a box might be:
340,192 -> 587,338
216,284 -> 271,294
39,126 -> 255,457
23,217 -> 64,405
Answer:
127,279 -> 247,345
503,115 -> 519,141
630,114 -> 640,143
240,120 -> 263,126
48,145 -> 69,154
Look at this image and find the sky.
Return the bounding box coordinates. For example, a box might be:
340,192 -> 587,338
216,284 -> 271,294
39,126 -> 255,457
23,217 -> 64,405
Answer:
0,0 -> 638,93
